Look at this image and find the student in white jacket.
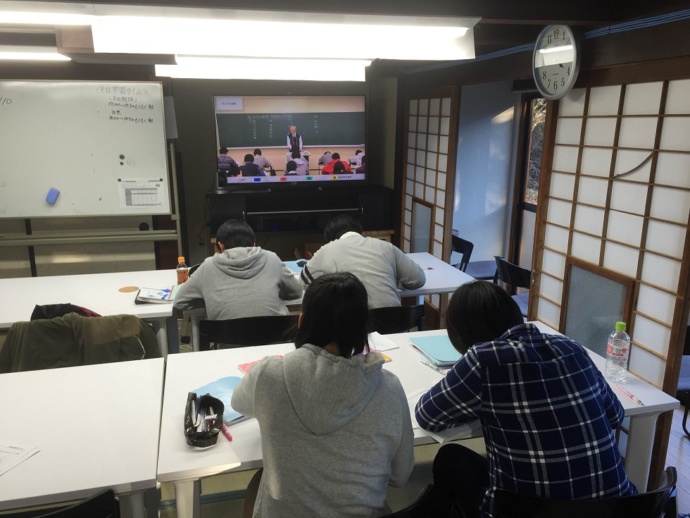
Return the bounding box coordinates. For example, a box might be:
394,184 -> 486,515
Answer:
232,272 -> 415,518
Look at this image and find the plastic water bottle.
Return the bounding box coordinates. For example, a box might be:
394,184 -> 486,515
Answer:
605,321 -> 630,382
176,256 -> 189,284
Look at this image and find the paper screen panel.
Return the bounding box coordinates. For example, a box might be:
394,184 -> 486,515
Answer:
622,82 -> 664,115
613,149 -> 653,181
603,241 -> 640,279
426,168 -> 436,186
428,134 -> 439,151
634,314 -> 672,357
628,346 -> 665,387
559,89 -> 586,116
437,172 -> 447,191
429,98 -> 440,116
435,190 -> 445,207
665,79 -> 690,114
550,172 -> 576,200
414,182 -> 423,198
610,181 -> 648,215
405,194 -> 412,211
570,232 -> 602,264
428,117 -> 439,134
406,179 -> 414,195
440,117 -> 450,135
409,99 -> 418,114
588,85 -> 622,115
415,167 -> 425,183
404,209 -> 412,226
555,118 -> 583,145
544,223 -> 570,254
434,208 -> 444,225
417,116 -> 428,133
580,147 -> 614,177
407,148 -> 416,164
552,145 -> 580,173
426,152 -> 438,168
659,117 -> 690,152
640,252 -> 682,292
538,296 -> 562,328
542,249 -> 567,278
539,273 -> 563,303
406,164 -> 415,179
577,176 -> 608,207
618,116 -> 659,149
416,150 -> 426,166
546,198 -> 573,227
636,284 -> 677,325
409,115 -> 417,131
645,220 -> 686,259
434,224 -> 444,242
607,210 -> 644,247
441,98 -> 451,116
424,186 -> 434,203
583,117 -> 617,147
573,205 -> 605,236
649,186 -> 690,223
655,152 -> 690,188
439,136 -> 449,154
417,133 -> 428,150
433,241 -> 443,258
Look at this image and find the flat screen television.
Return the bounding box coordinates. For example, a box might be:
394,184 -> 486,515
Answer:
214,95 -> 366,188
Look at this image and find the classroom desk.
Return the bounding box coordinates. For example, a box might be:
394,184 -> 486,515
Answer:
0,269 -> 177,355
187,252 -> 474,351
0,358 -> 165,518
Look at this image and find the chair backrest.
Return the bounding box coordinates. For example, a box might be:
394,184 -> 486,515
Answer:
451,236 -> 474,272
493,466 -> 677,518
199,315 -> 298,350
494,256 -> 531,290
368,305 -> 425,335
381,485 -> 436,518
7,489 -> 120,518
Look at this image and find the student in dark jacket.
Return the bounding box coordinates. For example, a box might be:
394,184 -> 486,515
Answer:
240,154 -> 265,177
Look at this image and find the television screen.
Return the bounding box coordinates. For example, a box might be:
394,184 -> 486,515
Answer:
214,95 -> 366,187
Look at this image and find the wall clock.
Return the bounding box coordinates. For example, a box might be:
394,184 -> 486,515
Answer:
532,24 -> 580,100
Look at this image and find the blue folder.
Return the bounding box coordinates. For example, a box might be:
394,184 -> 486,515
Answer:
410,335 -> 462,367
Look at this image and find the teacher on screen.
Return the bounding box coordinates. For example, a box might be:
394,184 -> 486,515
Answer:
286,125 -> 303,154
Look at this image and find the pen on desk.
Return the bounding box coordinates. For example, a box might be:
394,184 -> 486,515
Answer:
221,424 -> 233,442
616,384 -> 644,406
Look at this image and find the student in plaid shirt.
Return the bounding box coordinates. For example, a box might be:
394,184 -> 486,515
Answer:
415,281 -> 636,518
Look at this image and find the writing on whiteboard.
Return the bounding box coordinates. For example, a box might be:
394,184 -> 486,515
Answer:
97,86 -> 149,96
215,96 -> 244,111
0,96 -> 12,106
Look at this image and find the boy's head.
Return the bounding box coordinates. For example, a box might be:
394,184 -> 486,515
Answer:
216,219 -> 255,251
324,214 -> 363,242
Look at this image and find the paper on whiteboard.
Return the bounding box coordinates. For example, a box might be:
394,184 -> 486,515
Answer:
0,441 -> 40,477
119,178 -> 166,208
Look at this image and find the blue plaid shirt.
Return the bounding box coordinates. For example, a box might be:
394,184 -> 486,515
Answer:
415,323 -> 636,517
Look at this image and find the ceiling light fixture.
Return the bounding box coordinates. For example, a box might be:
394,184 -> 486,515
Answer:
0,45 -> 70,60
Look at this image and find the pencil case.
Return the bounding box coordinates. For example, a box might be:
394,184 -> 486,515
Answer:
184,392 -> 225,448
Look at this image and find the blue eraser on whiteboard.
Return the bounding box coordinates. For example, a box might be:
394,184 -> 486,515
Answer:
46,188 -> 60,205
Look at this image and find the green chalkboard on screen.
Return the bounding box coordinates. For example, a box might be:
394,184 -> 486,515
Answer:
216,112 -> 365,148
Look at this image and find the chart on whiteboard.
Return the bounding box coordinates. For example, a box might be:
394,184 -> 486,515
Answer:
118,178 -> 166,208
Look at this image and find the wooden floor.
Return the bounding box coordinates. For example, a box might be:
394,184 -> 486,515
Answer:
665,405 -> 690,515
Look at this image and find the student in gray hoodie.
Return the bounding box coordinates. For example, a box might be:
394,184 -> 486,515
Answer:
232,272 -> 415,518
173,219 -> 302,320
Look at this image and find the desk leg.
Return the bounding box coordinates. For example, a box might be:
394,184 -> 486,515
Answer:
191,314 -> 201,352
174,479 -> 201,518
624,413 -> 660,491
119,491 -> 146,518
151,319 -> 169,357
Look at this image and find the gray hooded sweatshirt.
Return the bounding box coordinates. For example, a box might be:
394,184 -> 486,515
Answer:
232,344 -> 415,518
173,247 -> 302,320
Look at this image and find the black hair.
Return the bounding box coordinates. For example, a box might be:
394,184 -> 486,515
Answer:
361,155 -> 367,164
333,161 -> 346,174
291,150 -> 301,159
286,160 -> 297,173
216,219 -> 255,249
324,214 -> 363,242
254,148 -> 262,155
219,147 -> 228,154
332,152 -> 340,160
355,149 -> 362,155
244,154 -> 254,163
295,272 -> 369,358
446,281 -> 524,354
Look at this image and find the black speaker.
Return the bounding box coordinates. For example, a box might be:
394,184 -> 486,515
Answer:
359,189 -> 393,230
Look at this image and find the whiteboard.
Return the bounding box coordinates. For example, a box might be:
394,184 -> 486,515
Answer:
0,81 -> 170,218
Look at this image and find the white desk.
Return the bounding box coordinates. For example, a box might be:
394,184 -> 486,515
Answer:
0,270 -> 177,355
187,252 -> 475,351
0,358 -> 165,518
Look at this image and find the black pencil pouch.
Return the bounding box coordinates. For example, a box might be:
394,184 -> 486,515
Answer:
184,392 -> 225,448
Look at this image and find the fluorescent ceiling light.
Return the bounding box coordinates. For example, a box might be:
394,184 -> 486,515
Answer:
156,57 -> 371,81
0,45 -> 70,60
0,1 -> 94,24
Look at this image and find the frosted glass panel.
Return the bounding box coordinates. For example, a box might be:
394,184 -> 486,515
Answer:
409,99 -> 418,115
546,199 -> 573,227
623,82 -> 663,115
618,116 -> 658,149
655,152 -> 690,188
429,98 -> 440,116
403,238 -> 411,253
406,179 -> 414,195
540,274 -> 563,304
607,210 -> 644,248
437,172 -> 447,191
646,220 -> 686,259
544,223 -> 569,254
610,182 -> 648,215
416,133 -> 427,150
637,284 -> 676,326
436,189 -> 445,207
563,264 -> 630,356
580,147 -> 614,177
559,89 -> 586,116
574,205 -> 605,236
542,249 -> 566,278
613,150 -> 653,181
407,148 -> 416,164
418,116 -> 428,132
412,201 -> 432,253
406,164 -> 415,179
603,242 -> 639,278
428,116 -> 439,134
660,117 -> 690,151
555,118 -> 582,145
415,167 -> 425,183
414,182 -> 424,198
665,79 -> 690,114
416,150 -> 426,166
404,224 -> 411,240
628,346 -> 664,388
584,117 -> 617,147
571,232 -> 601,264
577,176 -> 608,207
588,85 -> 622,116
426,152 -> 438,170
552,145 -> 580,173
538,296 -> 562,329
439,136 -> 449,154
550,172 -> 576,200
426,168 -> 437,186
438,152 -> 448,171
404,209 -> 412,226
433,240 -> 443,258
418,99 -> 428,115
424,186 -> 435,203
435,223 -> 444,241
428,134 -> 439,152
405,194 -> 412,210
441,98 -> 451,116
641,252 -> 682,292
434,209 -> 444,224
634,314 -> 671,357
440,117 -> 450,135
649,186 -> 690,223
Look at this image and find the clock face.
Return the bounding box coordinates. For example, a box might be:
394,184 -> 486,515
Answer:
533,25 -> 579,100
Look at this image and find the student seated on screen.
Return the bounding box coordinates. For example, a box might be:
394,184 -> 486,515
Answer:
233,272 -> 414,518
252,148 -> 272,170
240,154 -> 266,177
356,155 -> 366,174
301,215 -> 425,309
321,152 -> 351,174
217,147 -> 238,173
317,150 -> 332,166
173,220 -> 301,320
415,281 -> 637,518
286,150 -> 309,175
284,160 -> 299,176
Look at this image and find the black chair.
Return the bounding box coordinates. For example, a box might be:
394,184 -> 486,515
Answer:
198,315 -> 298,350
676,355 -> 690,438
5,489 -> 120,518
450,235 -> 497,280
451,235 -> 473,272
493,466 -> 677,518
494,256 -> 531,317
381,484 -> 436,518
369,305 -> 425,334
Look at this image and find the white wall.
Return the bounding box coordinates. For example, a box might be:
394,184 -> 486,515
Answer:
452,81 -> 521,262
